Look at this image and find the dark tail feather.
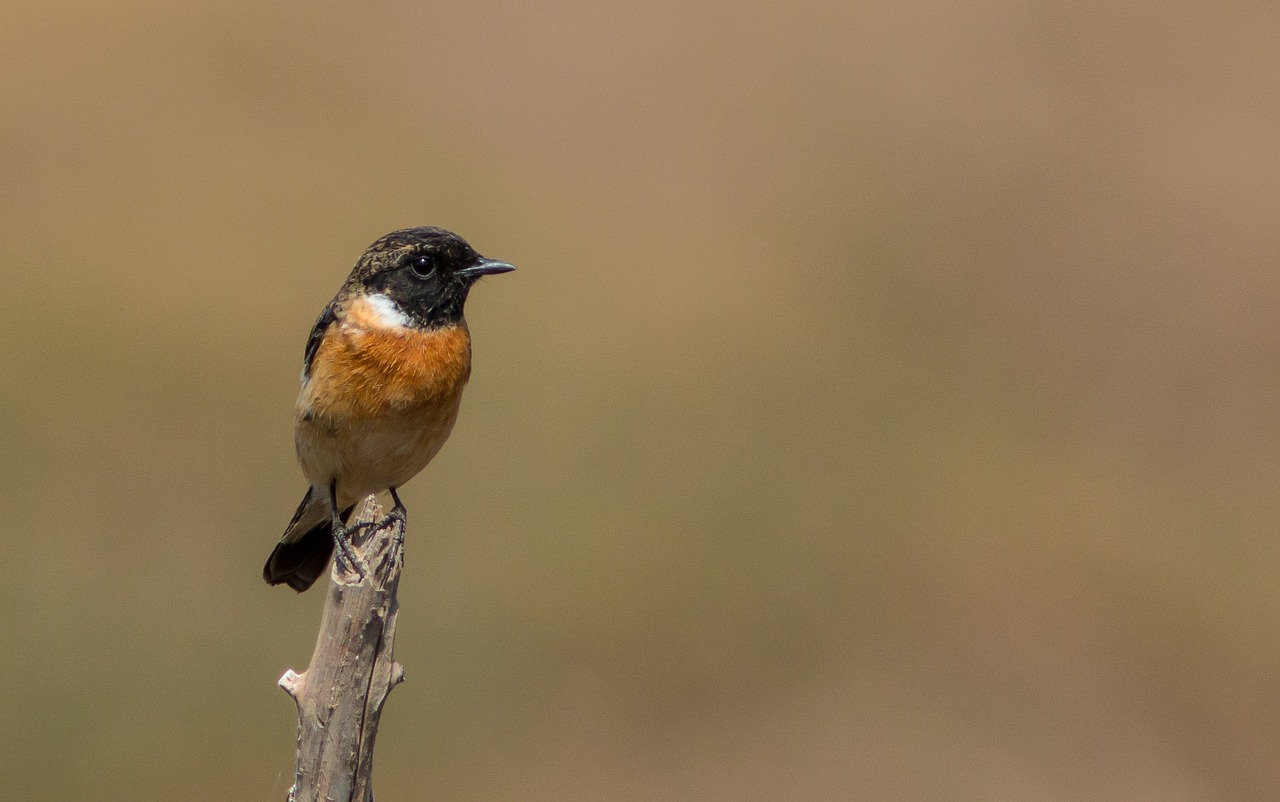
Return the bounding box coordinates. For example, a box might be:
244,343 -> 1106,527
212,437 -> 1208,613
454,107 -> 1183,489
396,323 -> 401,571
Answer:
263,522 -> 335,592
262,498 -> 355,593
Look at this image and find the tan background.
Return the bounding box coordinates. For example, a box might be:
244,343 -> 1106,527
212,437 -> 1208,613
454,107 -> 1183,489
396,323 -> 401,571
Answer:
3,1 -> 1278,799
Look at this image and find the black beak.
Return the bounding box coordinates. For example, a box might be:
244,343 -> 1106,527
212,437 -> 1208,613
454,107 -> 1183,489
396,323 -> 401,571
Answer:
459,258 -> 516,279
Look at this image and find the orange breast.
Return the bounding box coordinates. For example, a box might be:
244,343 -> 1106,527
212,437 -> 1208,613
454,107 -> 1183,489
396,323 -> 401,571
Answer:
302,309 -> 472,421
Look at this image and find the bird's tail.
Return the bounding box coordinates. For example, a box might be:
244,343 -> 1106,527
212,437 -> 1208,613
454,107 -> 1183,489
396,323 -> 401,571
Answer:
263,490 -> 352,593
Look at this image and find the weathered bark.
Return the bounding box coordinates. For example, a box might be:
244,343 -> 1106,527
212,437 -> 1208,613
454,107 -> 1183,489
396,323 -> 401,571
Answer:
279,496 -> 405,802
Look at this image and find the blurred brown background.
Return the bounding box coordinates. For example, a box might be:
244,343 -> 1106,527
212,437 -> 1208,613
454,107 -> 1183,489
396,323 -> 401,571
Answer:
2,1 -> 1278,799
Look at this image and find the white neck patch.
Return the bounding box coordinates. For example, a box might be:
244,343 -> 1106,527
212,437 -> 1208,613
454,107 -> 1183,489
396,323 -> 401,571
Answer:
364,294 -> 412,328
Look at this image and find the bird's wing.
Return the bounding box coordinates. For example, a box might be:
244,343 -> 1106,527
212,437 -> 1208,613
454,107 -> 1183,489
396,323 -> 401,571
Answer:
302,303 -> 339,382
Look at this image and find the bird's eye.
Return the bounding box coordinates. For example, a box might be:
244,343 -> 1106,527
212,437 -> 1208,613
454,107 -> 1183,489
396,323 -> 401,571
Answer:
410,255 -> 436,277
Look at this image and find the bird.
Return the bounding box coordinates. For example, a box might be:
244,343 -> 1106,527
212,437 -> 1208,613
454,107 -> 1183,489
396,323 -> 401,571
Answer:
263,226 -> 515,592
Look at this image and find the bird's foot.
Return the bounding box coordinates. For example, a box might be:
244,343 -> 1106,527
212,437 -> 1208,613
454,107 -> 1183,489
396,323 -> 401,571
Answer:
332,524 -> 368,581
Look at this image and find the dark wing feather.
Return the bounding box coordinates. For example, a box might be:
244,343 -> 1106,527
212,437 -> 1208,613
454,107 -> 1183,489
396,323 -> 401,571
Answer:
302,304 -> 338,381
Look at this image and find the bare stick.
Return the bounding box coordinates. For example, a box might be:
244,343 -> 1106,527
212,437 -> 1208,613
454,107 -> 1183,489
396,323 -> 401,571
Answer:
279,496 -> 406,802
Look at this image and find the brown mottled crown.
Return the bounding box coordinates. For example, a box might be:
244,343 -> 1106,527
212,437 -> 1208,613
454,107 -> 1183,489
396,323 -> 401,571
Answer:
364,226 -> 472,258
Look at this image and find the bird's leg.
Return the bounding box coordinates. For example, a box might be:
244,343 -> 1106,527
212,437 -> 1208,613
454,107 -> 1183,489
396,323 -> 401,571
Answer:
387,487 -> 407,547
329,481 -> 367,579
347,488 -> 407,539
386,487 -> 408,524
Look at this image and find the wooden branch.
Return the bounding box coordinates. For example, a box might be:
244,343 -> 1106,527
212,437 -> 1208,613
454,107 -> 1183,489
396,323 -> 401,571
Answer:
279,496 -> 406,802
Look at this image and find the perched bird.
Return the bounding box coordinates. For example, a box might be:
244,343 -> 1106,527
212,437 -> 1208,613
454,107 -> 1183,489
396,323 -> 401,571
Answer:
264,226 -> 515,592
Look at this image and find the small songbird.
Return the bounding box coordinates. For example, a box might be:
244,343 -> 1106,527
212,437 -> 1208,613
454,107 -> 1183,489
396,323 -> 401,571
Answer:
264,226 -> 515,592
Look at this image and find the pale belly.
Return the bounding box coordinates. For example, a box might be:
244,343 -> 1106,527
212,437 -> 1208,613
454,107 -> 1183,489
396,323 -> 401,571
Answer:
294,391 -> 463,504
